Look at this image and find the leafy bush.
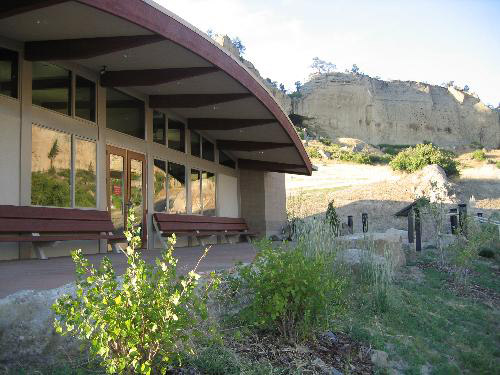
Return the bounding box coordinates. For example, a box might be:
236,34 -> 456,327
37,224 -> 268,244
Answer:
389,143 -> 459,176
325,200 -> 340,236
53,211 -> 216,375
378,144 -> 411,156
305,146 -> 322,159
238,239 -> 346,342
471,149 -> 486,161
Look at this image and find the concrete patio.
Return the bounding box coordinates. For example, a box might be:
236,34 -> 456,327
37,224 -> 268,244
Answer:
0,243 -> 257,299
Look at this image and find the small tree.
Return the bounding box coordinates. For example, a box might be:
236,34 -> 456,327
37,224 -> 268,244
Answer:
351,64 -> 360,74
232,37 -> 246,55
294,81 -> 302,91
463,84 -> 470,92
310,57 -> 336,75
325,200 -> 340,237
48,139 -> 60,171
53,210 -> 217,374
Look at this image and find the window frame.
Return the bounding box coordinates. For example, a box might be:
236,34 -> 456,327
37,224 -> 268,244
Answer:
106,87 -> 146,139
190,167 -> 217,216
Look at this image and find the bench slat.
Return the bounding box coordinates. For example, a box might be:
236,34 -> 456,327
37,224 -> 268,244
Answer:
0,218 -> 115,233
0,205 -> 111,221
158,222 -> 248,232
0,234 -> 126,242
154,213 -> 245,224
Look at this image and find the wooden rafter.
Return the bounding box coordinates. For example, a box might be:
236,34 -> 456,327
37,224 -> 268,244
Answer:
217,140 -> 293,151
100,67 -> 219,87
25,35 -> 163,61
149,93 -> 251,108
187,118 -> 275,130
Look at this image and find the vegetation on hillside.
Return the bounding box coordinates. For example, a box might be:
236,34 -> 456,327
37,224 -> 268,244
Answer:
389,143 -> 459,176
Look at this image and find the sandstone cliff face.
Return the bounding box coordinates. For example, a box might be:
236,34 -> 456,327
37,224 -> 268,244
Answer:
292,73 -> 500,149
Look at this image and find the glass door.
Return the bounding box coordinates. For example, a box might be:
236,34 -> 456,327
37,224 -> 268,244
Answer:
106,146 -> 147,247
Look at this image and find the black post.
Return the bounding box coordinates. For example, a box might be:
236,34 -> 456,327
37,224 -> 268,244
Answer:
408,210 -> 414,243
477,212 -> 483,218
362,213 -> 368,233
450,208 -> 458,235
458,203 -> 467,237
347,215 -> 353,234
414,207 -> 422,252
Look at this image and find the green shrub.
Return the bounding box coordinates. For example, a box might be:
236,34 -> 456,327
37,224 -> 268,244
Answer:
239,239 -> 346,342
53,211 -> 217,375
325,200 -> 340,236
497,161 -> 500,169
378,144 -> 411,156
389,143 -> 459,176
471,149 -> 486,161
305,146 -> 322,159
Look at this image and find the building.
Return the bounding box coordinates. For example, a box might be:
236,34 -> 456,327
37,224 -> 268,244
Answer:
0,0 -> 312,260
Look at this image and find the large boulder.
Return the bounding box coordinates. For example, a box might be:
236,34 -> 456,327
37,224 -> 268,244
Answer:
0,283 -> 81,364
336,228 -> 407,268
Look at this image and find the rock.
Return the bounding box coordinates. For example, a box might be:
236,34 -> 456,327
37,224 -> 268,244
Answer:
370,349 -> 389,368
336,228 -> 407,268
321,331 -> 339,345
291,72 -> 499,149
0,283 -> 81,364
336,249 -> 388,270
409,164 -> 458,203
330,368 -> 343,375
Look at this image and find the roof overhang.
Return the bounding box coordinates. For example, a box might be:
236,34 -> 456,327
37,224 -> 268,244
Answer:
0,0 -> 312,175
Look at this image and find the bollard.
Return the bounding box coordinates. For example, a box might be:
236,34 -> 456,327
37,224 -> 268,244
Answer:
347,215 -> 353,234
450,208 -> 458,234
458,203 -> 467,237
362,213 -> 368,233
414,207 -> 422,252
408,210 -> 414,243
477,212 -> 483,218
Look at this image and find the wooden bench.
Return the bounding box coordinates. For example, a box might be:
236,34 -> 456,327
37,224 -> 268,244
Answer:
0,205 -> 126,259
152,213 -> 257,247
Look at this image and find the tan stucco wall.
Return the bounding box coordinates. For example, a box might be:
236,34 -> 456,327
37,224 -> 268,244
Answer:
218,174 -> 239,218
239,169 -> 286,237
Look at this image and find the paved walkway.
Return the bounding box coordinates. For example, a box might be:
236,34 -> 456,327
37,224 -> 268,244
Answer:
0,243 -> 257,298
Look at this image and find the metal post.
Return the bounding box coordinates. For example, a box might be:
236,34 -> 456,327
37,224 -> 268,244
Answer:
458,203 -> 467,237
408,210 -> 414,243
414,207 -> 421,252
450,208 -> 458,235
362,213 -> 368,233
347,215 -> 353,234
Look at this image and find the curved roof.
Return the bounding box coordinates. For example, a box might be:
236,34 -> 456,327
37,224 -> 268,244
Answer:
0,0 -> 312,175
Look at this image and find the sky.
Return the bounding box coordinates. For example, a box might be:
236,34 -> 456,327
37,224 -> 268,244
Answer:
158,0 -> 500,106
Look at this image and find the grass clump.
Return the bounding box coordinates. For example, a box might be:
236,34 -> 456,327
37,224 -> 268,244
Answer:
471,149 -> 487,161
237,239 -> 346,342
389,143 -> 459,176
305,145 -> 322,159
378,144 -> 412,156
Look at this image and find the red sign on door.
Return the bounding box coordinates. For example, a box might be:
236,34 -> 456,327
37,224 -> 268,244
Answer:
113,185 -> 122,196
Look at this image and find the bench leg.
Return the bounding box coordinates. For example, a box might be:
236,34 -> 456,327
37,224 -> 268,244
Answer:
33,243 -> 48,260
110,241 -> 123,254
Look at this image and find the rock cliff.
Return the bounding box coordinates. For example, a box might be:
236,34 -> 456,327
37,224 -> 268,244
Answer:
214,35 -> 499,149
292,73 -> 500,149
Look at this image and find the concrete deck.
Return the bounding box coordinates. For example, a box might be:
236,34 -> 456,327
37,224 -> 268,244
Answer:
0,243 -> 257,299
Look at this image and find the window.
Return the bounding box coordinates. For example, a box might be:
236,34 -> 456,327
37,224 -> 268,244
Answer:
75,75 -> 96,122
153,160 -> 167,212
190,130 -> 201,157
75,138 -> 97,207
167,119 -> 185,152
0,47 -> 18,98
168,162 -> 186,214
106,88 -> 145,139
202,138 -> 215,162
32,62 -> 71,116
202,171 -> 216,216
219,150 -> 236,169
191,169 -> 216,216
190,169 -> 201,214
31,125 -> 97,208
153,111 -> 166,145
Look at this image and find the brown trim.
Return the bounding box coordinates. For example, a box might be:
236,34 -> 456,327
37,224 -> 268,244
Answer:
100,67 -> 219,87
188,118 -> 275,131
154,213 -> 245,224
237,158 -> 309,175
149,93 -> 252,108
76,0 -> 312,175
0,0 -> 67,20
217,140 -> 293,151
0,205 -> 110,221
25,35 -> 163,61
